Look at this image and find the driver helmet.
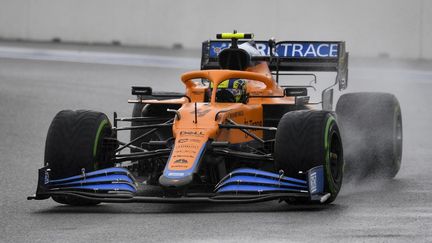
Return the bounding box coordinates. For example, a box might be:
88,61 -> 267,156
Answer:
209,79 -> 246,103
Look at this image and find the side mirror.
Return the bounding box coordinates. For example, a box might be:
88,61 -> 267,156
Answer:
132,86 -> 152,96
285,88 -> 309,106
284,88 -> 307,97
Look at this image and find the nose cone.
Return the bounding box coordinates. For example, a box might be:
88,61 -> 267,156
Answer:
159,130 -> 209,189
158,102 -> 241,189
159,173 -> 194,189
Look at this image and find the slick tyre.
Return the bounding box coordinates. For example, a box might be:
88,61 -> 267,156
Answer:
45,110 -> 114,205
274,110 -> 343,203
336,92 -> 402,179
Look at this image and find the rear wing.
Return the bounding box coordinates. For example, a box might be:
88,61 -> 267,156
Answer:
201,40 -> 348,90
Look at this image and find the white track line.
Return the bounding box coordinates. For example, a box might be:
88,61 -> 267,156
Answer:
0,46 -> 200,69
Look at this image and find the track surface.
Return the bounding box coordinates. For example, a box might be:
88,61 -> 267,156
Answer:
1,42 -> 432,242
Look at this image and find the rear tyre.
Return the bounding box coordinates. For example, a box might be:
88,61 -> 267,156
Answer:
45,110 -> 114,205
274,110 -> 343,203
336,92 -> 402,179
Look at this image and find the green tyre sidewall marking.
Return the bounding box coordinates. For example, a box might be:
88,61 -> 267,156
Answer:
324,115 -> 336,195
93,119 -> 108,169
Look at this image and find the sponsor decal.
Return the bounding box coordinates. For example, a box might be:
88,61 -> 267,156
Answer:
171,158 -> 189,169
168,130 -> 208,171
179,130 -> 205,137
172,154 -> 194,159
212,42 -> 229,55
244,119 -> 263,127
173,159 -> 188,164
44,169 -> 50,184
228,111 -> 244,119
177,138 -> 201,144
190,108 -> 211,117
175,144 -> 200,149
243,119 -> 263,138
209,41 -> 339,58
210,42 -> 266,56
309,171 -> 317,193
277,43 -> 338,58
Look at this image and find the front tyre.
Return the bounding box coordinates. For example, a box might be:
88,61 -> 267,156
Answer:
44,110 -> 115,205
274,110 -> 343,203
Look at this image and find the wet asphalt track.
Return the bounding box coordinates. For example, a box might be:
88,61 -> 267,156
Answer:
1,42 -> 432,242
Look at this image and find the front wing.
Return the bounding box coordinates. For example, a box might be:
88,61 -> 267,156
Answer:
28,166 -> 330,204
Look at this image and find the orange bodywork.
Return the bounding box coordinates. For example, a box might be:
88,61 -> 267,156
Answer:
133,62 -> 295,174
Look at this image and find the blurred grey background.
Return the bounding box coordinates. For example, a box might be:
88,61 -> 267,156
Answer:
1,1 -> 432,242
0,0 -> 431,59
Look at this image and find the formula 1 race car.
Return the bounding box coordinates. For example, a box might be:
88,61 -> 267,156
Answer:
28,32 -> 403,205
